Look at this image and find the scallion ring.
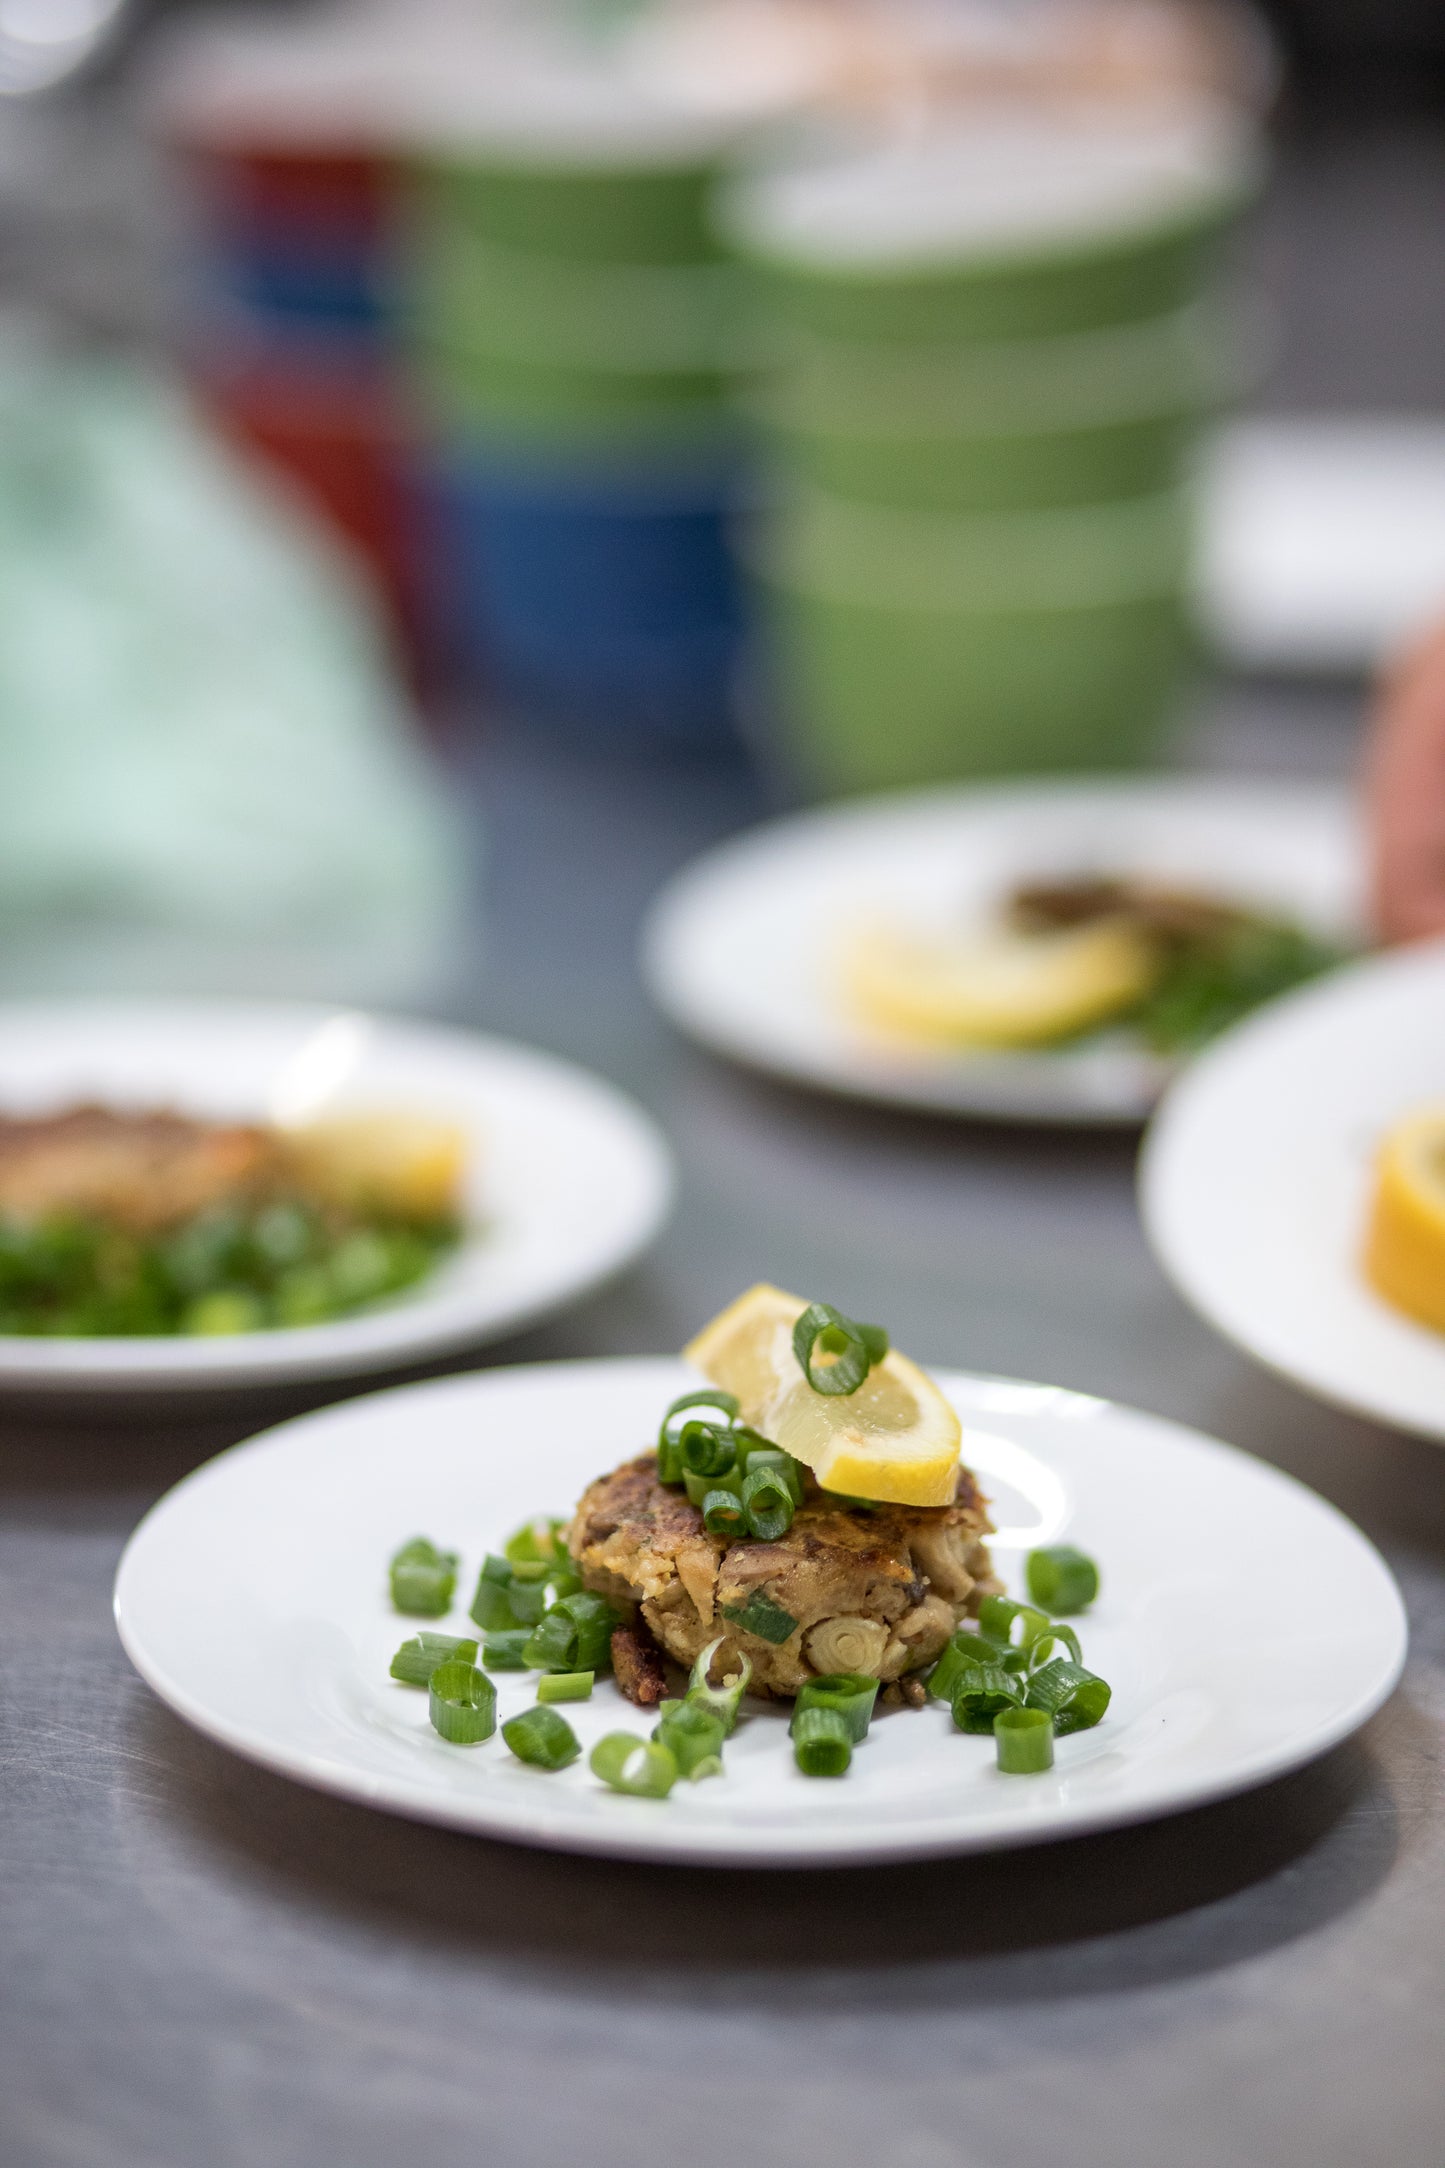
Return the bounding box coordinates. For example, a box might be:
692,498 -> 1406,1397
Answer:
590,1733 -> 678,1798
978,1595 -> 1051,1654
652,1698 -> 727,1775
389,1632 -> 477,1687
388,1537 -> 458,1618
501,1706 -> 580,1769
791,1303 -> 889,1397
680,1419 -> 738,1479
702,1487 -> 747,1538
687,1637 -> 752,1733
658,1390 -> 740,1484
684,1465 -> 742,1510
741,1464 -> 795,1541
537,1671 -> 594,1704
428,1661 -> 497,1745
950,1663 -> 1025,1734
792,1705 -> 853,1776
995,1706 -> 1054,1775
793,1672 -> 878,1744
1024,1659 -> 1112,1735
1025,1545 -> 1100,1616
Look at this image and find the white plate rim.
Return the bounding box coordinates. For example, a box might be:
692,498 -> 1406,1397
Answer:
641,774 -> 1362,1128
113,1355 -> 1407,1867
1139,938 -> 1445,1443
0,999 -> 673,1391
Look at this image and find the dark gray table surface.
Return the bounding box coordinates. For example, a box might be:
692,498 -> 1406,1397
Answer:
4,684 -> 1444,2168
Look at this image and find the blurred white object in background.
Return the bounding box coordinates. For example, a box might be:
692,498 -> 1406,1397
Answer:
0,335 -> 470,1004
1201,417 -> 1445,673
0,0 -> 126,97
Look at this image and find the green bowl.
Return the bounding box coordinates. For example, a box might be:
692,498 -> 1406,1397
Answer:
748,492 -> 1195,790
751,399 -> 1205,514
745,307 -> 1241,511
411,151 -> 726,266
717,124 -> 1261,344
409,334 -> 731,440
406,217 -> 749,372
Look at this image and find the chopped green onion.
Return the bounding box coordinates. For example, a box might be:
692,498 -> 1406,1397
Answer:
522,1609 -> 580,1673
501,1706 -> 580,1769
741,1464 -> 795,1541
742,1444 -> 804,1505
504,1575 -> 550,1628
469,1555 -> 519,1632
428,1661 -> 497,1745
659,1387 -> 740,1472
662,1387 -> 740,1439
689,1755 -> 724,1783
389,1537 -> 458,1618
1027,1623 -> 1083,1672
508,1559 -> 551,1584
546,1563 -> 584,1602
680,1419 -> 737,1479
481,1628 -> 531,1670
702,1487 -> 748,1538
590,1732 -> 678,1798
792,1705 -> 853,1776
951,1663 -> 1025,1734
505,1518 -> 565,1566
684,1466 -> 742,1509
687,1637 -> 752,1733
927,1629 -> 1006,1703
653,1698 -> 727,1775
978,1595 -> 1051,1653
791,1302 -> 889,1397
995,1706 -> 1054,1774
1025,1659 -> 1112,1734
657,1431 -> 687,1485
793,1672 -> 878,1744
1026,1546 -> 1100,1616
389,1633 -> 478,1687
549,1590 -> 620,1673
537,1671 -> 594,1704
720,1592 -> 799,1645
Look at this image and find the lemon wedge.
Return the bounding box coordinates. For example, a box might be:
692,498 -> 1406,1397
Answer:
283,1112 -> 468,1221
683,1282 -> 962,1507
840,916 -> 1159,1048
1363,1104 -> 1445,1334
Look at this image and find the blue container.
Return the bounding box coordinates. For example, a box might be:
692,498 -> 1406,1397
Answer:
199,239 -> 390,337
428,447 -> 747,745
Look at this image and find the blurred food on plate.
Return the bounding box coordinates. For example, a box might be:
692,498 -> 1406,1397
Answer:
0,1100 -> 468,1337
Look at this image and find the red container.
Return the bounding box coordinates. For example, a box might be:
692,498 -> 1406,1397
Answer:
192,356 -> 445,699
183,144 -> 393,253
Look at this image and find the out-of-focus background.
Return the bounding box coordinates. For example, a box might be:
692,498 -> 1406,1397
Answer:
0,0 -> 1441,1012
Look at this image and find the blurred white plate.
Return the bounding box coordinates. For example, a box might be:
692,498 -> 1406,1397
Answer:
1201,417 -> 1445,674
643,777 -> 1362,1125
1141,939 -> 1445,1441
0,1001 -> 671,1391
114,1356 -> 1405,1866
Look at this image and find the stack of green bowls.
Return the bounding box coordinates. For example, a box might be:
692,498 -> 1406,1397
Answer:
717,109 -> 1262,792
406,105 -> 745,455
397,63 -> 758,742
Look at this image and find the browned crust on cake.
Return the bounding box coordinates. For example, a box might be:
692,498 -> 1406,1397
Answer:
566,1451 -> 999,1699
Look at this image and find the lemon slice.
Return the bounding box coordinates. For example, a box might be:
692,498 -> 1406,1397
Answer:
840,916 -> 1159,1048
683,1282 -> 962,1507
1363,1104 -> 1445,1334
284,1112 -> 468,1221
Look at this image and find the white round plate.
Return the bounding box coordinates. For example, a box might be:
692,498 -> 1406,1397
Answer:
114,1357 -> 1404,1865
0,1002 -> 671,1391
1140,937 -> 1445,1442
642,777 -> 1362,1125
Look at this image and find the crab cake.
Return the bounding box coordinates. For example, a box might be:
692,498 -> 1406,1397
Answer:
565,1452 -> 999,1699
